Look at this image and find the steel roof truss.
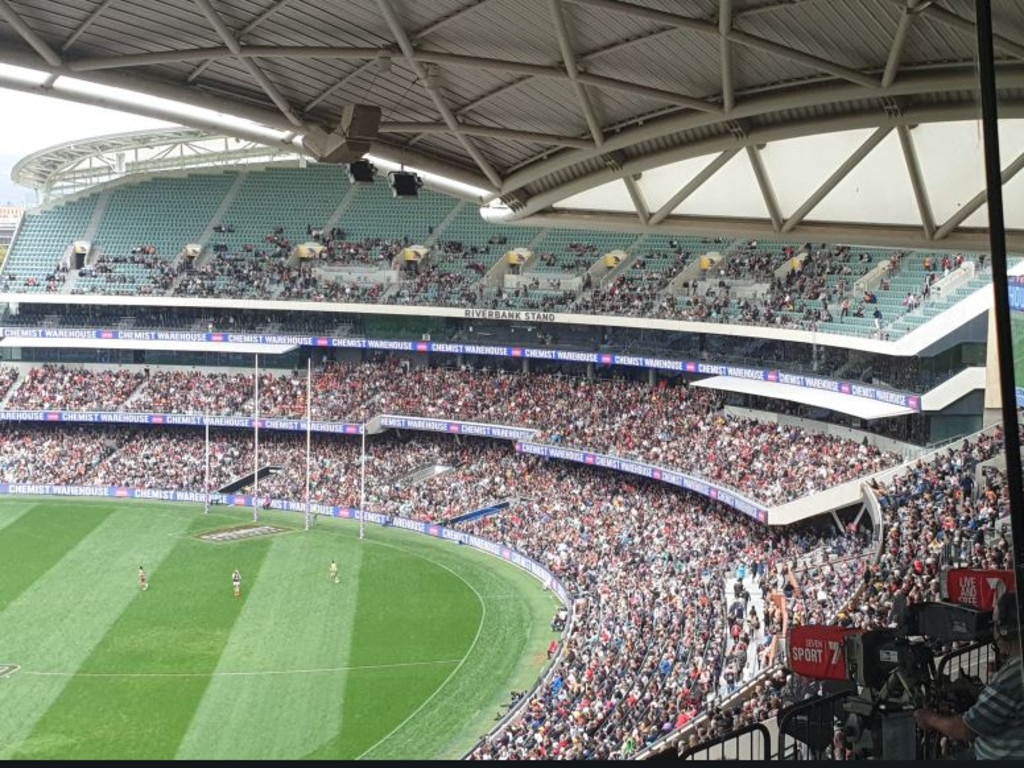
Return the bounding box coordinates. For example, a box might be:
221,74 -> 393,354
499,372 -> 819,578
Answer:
912,1 -> 1024,60
720,0 -> 734,113
745,144 -> 782,232
781,126 -> 893,233
933,148 -> 1024,240
551,0 -> 604,147
376,0 -> 502,188
0,0 -> 62,67
192,0 -> 307,129
188,0 -> 302,83
881,3 -> 917,88
648,149 -> 739,226
61,0 -> 118,53
566,0 -> 877,88
897,124 -> 935,239
623,174 -> 649,225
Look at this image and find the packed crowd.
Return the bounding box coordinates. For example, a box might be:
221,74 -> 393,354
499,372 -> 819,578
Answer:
0,420 -> 871,759
853,427 -> 1011,631
0,395 -> 1015,759
0,296 -> 972,402
0,361 -> 904,508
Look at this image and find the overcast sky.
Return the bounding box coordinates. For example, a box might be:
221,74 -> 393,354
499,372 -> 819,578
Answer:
0,87 -> 179,205
2,88 -> 178,156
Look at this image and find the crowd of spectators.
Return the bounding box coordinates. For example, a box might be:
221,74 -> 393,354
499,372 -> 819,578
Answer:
0,367 -> 1016,760
0,418 -> 872,759
8,220 -> 987,343
0,299 -> 973,402
0,361 -> 905,508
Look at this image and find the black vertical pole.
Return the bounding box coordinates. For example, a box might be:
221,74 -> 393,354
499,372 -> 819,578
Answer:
975,0 -> 1024,633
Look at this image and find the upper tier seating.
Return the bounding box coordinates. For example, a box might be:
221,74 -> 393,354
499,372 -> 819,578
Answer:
1,165 -> 997,341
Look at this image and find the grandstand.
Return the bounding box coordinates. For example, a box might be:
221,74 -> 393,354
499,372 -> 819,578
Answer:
1,0 -> 1023,762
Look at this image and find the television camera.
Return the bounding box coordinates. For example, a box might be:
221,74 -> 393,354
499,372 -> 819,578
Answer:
785,600 -> 996,760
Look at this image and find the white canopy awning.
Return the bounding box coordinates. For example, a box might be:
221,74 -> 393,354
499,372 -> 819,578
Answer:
0,336 -> 297,356
691,375 -> 914,420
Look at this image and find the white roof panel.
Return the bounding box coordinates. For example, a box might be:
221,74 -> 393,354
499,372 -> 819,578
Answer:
691,375 -> 914,420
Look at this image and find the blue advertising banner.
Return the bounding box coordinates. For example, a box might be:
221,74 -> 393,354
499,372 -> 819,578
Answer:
0,409 -> 363,434
378,415 -> 537,441
0,326 -> 921,411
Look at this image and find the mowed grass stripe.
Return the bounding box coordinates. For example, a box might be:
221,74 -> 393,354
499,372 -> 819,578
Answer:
1012,313 -> 1024,389
351,534 -> 560,761
0,501 -> 113,612
0,499 -> 41,548
175,525 -> 364,760
0,503 -> 560,759
301,530 -> 485,759
11,509 -> 273,760
0,501 -> 195,760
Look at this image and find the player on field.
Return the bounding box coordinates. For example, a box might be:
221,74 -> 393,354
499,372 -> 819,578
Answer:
139,566 -> 148,591
232,568 -> 242,598
330,559 -> 339,584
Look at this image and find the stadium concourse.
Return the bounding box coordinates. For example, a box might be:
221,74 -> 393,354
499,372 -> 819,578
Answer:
0,361 -> 1015,758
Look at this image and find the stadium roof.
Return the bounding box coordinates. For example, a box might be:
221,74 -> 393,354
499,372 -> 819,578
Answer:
3,0 -> 1024,249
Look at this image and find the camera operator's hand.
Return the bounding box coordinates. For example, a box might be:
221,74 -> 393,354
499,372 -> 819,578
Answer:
914,707 -> 974,744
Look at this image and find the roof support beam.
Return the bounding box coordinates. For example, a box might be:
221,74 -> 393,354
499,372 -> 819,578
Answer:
500,99 -> 1024,220
4,54 -> 333,143
377,0 -> 503,188
726,31 -> 877,88
72,46 -> 383,71
911,1 -> 1024,61
521,209 -> 1024,253
188,0 -> 301,83
498,67 -> 1024,197
897,124 -> 935,239
192,0 -> 306,129
565,0 -> 877,87
430,34 -> 704,150
551,0 -> 604,146
61,0 -> 118,52
933,148 -> 1024,240
416,51 -> 717,111
0,0 -> 62,67
304,60 -> 376,113
649,149 -> 738,225
719,0 -> 734,113
566,72 -> 716,111
745,145 -> 782,231
782,126 -> 892,232
623,175 -> 649,224
381,122 -> 594,148
0,73 -> 296,149
71,46 -> 719,113
302,0 -> 504,115
881,3 -> 917,88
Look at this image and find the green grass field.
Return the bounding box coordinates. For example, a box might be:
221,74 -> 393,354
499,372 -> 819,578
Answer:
1013,312 -> 1024,399
0,498 -> 559,760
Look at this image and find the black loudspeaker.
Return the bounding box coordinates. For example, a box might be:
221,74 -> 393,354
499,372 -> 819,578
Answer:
348,160 -> 376,183
388,171 -> 422,198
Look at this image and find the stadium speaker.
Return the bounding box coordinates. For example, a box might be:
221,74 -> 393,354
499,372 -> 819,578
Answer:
341,104 -> 381,141
388,170 -> 422,198
301,104 -> 382,164
348,159 -> 376,183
